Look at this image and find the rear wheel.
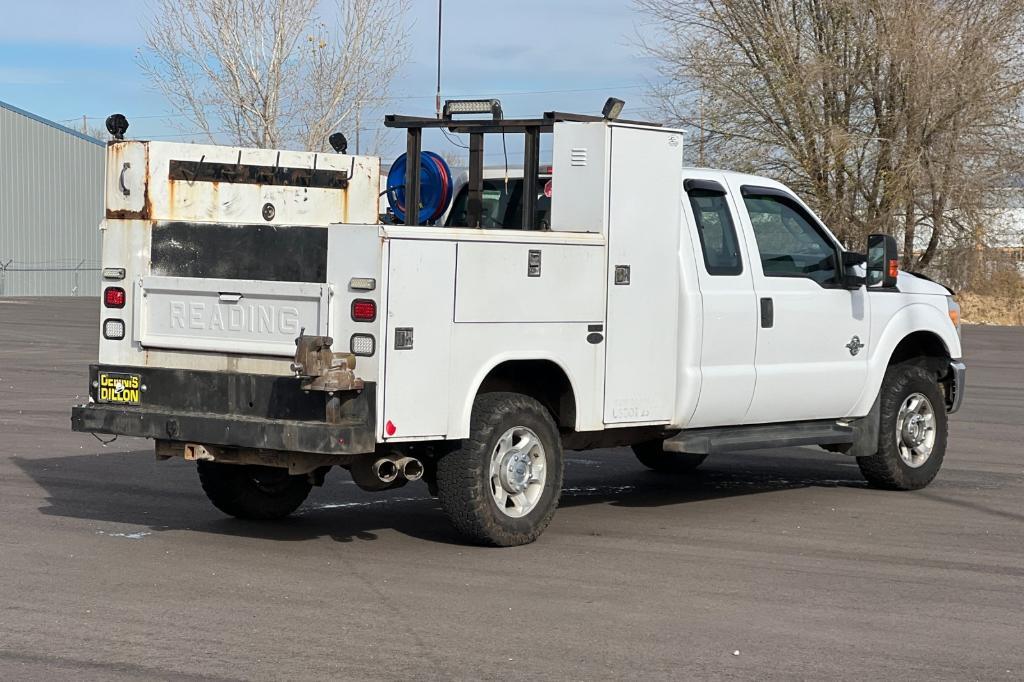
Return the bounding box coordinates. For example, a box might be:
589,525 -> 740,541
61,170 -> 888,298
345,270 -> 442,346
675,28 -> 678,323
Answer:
197,461 -> 312,520
857,364 -> 948,490
633,440 -> 707,473
436,392 -> 564,546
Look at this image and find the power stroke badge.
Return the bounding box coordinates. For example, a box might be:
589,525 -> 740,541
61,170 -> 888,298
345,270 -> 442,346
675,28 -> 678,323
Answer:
846,336 -> 865,356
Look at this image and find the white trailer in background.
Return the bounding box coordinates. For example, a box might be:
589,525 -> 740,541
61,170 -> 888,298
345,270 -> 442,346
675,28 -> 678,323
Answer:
73,103 -> 965,546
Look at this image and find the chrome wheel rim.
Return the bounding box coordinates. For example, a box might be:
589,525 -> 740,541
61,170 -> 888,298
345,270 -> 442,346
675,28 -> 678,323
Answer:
896,392 -> 936,468
489,426 -> 547,518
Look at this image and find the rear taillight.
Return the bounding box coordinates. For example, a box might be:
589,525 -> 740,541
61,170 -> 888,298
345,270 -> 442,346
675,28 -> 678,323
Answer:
103,319 -> 126,340
104,286 -> 126,308
351,299 -> 377,322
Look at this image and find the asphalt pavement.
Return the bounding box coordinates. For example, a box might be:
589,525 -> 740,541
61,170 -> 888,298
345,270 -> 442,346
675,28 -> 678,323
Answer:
1,297 -> 1021,680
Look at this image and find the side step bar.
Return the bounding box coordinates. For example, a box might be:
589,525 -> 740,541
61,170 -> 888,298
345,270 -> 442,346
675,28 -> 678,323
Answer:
664,420 -> 855,455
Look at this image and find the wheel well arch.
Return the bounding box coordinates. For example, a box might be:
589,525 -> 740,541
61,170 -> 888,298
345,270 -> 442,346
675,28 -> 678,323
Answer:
887,330 -> 951,376
475,359 -> 578,429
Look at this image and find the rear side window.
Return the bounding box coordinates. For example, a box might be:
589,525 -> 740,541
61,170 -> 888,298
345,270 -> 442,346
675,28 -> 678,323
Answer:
446,179 -> 551,229
687,189 -> 743,276
446,180 -> 514,228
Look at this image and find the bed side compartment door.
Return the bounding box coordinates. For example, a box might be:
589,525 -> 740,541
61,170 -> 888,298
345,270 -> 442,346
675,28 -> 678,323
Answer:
381,239 -> 456,439
603,125 -> 683,424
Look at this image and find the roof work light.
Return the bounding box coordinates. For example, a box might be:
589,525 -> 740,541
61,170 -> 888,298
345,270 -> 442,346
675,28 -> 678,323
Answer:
105,113 -> 129,140
442,99 -> 503,120
602,97 -> 625,120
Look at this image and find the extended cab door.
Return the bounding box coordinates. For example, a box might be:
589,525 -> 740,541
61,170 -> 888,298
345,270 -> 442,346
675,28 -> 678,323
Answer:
681,174 -> 758,427
729,182 -> 870,423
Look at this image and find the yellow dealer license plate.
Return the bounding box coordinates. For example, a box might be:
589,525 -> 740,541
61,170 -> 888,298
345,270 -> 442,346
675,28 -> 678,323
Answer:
97,372 -> 142,405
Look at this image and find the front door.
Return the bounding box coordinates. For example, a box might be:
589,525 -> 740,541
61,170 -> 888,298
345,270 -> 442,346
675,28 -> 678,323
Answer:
729,182 -> 870,423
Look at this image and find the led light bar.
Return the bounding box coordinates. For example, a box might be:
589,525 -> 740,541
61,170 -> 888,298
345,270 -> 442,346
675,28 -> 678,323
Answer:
102,267 -> 126,280
443,99 -> 503,120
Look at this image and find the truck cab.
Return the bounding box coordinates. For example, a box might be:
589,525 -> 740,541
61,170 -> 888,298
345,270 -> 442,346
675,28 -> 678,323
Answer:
72,103 -> 965,546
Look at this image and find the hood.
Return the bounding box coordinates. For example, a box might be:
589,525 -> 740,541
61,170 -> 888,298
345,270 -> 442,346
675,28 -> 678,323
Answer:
897,271 -> 953,296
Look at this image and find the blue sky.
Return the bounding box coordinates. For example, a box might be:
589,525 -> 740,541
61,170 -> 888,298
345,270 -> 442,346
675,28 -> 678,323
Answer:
0,0 -> 662,160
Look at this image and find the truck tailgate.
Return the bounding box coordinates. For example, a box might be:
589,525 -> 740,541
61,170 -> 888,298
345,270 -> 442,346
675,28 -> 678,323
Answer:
137,276 -> 328,357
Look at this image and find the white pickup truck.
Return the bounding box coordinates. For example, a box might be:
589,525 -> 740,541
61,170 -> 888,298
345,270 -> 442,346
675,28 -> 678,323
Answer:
72,104 -> 965,546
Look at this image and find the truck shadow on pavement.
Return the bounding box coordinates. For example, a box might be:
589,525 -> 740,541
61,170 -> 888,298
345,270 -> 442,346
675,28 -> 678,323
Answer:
14,447 -> 873,546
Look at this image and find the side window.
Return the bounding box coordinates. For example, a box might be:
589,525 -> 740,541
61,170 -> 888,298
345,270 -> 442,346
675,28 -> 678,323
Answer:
687,189 -> 743,276
446,180 -> 512,228
741,192 -> 839,286
445,179 -> 550,229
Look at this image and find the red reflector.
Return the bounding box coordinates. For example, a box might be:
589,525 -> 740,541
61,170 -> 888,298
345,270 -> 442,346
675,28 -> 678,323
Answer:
385,420 -> 397,436
104,287 -> 126,308
351,299 -> 377,322
888,259 -> 899,279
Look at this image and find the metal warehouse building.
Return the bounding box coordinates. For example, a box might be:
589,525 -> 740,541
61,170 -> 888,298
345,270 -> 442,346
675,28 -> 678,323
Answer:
0,100 -> 104,296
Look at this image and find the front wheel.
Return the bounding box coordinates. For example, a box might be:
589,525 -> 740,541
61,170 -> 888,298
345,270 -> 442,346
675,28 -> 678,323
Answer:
857,364 -> 948,490
197,461 -> 312,520
436,392 -> 564,546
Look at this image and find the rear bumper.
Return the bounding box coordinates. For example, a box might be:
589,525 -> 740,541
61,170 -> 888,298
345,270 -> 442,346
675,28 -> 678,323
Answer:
71,405 -> 375,455
71,365 -> 376,455
947,359 -> 966,414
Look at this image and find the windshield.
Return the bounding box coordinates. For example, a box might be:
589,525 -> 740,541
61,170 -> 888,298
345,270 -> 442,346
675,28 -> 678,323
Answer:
446,179 -> 552,229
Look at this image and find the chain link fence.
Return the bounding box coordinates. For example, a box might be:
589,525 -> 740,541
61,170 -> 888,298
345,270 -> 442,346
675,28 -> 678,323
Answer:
0,259 -> 102,297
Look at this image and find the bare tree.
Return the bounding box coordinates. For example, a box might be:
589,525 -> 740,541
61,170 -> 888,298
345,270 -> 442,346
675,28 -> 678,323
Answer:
636,0 -> 1024,268
297,0 -> 410,152
140,0 -> 409,151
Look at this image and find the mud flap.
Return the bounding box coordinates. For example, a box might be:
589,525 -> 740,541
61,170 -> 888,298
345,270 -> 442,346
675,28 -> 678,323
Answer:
841,396 -> 881,458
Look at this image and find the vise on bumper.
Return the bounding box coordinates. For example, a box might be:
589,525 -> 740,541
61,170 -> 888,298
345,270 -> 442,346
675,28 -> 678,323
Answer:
291,335 -> 364,392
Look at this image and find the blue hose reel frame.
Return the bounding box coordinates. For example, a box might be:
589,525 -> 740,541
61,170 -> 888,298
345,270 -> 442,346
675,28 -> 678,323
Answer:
386,151 -> 453,224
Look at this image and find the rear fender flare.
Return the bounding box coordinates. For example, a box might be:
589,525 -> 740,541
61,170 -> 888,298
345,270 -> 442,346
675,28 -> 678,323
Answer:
450,353 -> 583,440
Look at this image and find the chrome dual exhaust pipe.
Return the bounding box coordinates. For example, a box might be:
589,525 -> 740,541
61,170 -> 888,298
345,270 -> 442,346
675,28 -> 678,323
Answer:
352,453 -> 424,491
397,456 -> 424,481
373,454 -> 424,482
373,457 -> 400,484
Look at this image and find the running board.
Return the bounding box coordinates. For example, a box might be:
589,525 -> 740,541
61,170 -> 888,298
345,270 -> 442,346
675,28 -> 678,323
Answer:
664,420 -> 855,455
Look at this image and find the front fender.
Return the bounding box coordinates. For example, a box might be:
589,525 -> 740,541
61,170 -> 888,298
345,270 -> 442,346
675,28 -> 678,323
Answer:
850,301 -> 961,416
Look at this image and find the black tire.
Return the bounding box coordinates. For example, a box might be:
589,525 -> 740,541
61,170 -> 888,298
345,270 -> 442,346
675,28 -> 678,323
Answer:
633,440 -> 707,473
436,392 -> 564,546
197,461 -> 312,520
857,364 -> 948,490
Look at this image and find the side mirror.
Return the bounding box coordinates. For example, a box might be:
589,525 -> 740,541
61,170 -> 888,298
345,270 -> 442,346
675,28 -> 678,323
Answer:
866,234 -> 899,288
841,251 -> 866,288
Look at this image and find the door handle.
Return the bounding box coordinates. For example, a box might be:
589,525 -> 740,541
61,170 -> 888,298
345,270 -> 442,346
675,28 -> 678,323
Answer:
119,162 -> 131,197
760,297 -> 774,328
